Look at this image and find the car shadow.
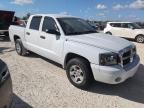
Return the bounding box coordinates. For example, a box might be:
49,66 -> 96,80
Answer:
26,52 -> 42,58
0,47 -> 15,54
11,93 -> 33,108
24,50 -> 144,104
0,36 -> 10,42
27,52 -> 63,68
86,64 -> 144,104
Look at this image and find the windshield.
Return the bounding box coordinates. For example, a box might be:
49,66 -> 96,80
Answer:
129,23 -> 141,29
57,18 -> 97,35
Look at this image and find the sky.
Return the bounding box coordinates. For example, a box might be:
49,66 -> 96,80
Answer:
0,0 -> 144,21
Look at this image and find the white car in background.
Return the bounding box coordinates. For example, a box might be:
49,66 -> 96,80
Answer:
104,22 -> 144,43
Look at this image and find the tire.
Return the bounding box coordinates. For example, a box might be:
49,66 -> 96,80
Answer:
135,35 -> 144,43
66,58 -> 93,89
106,32 -> 112,35
15,39 -> 27,56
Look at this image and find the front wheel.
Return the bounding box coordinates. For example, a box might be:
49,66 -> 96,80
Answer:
136,35 -> 144,43
15,39 -> 27,56
66,58 -> 93,89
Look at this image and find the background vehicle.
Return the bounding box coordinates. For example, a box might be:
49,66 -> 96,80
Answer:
87,20 -> 106,31
0,10 -> 15,36
9,14 -> 140,89
136,22 -> 144,29
104,22 -> 144,43
0,59 -> 13,108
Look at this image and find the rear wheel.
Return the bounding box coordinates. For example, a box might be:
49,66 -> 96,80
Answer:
66,58 -> 93,89
15,39 -> 27,56
136,35 -> 144,43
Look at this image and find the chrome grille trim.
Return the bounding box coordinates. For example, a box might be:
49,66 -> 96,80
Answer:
119,45 -> 135,68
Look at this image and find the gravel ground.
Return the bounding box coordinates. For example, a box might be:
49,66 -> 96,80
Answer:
0,37 -> 144,108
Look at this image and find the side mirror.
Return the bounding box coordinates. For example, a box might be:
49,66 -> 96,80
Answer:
46,29 -> 61,36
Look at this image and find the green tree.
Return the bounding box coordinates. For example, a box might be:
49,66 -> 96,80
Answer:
22,13 -> 31,20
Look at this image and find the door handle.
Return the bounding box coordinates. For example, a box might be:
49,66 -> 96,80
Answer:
26,32 -> 30,35
40,36 -> 46,39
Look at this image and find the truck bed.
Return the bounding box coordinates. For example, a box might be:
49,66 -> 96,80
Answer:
9,25 -> 26,43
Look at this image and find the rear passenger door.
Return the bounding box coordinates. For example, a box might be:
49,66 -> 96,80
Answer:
121,23 -> 134,38
110,23 -> 122,36
25,16 -> 42,52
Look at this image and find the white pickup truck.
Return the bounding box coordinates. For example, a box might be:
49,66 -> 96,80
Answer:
9,14 -> 140,89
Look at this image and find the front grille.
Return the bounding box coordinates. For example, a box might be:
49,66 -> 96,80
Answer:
123,50 -> 131,58
123,58 -> 130,65
122,48 -> 132,66
119,45 -> 136,67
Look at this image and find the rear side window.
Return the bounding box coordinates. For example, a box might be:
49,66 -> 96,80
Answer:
110,23 -> 121,27
30,16 -> 42,30
42,17 -> 57,32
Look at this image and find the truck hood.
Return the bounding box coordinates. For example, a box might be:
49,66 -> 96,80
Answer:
66,33 -> 133,52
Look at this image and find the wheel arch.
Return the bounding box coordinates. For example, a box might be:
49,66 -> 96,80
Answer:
14,35 -> 21,42
64,53 -> 91,69
135,34 -> 144,39
105,31 -> 112,35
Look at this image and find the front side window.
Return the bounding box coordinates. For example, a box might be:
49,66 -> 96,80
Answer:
128,23 -> 141,29
57,18 -> 97,35
42,17 -> 58,32
30,16 -> 42,30
121,23 -> 141,29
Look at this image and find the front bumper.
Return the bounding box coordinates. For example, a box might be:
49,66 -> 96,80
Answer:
91,55 -> 140,84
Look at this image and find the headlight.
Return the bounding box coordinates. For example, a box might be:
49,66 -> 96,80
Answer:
99,53 -> 120,66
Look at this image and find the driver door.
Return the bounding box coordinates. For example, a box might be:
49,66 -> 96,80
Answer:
37,16 -> 63,63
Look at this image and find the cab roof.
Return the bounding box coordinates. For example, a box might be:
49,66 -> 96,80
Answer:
31,14 -> 76,18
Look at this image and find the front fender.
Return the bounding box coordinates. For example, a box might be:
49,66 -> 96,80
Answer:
63,40 -> 109,65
